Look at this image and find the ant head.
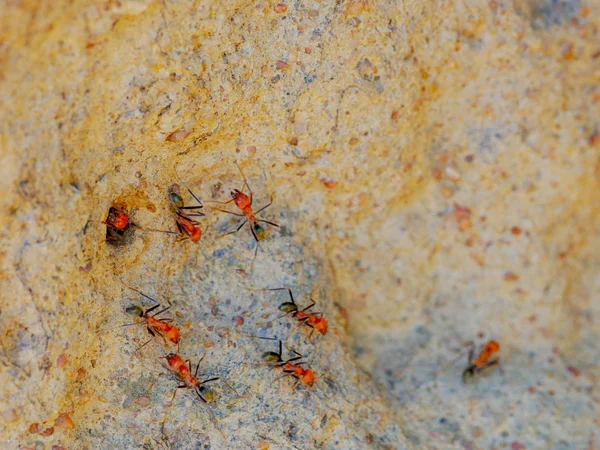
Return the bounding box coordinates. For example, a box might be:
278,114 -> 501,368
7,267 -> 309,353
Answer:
126,305 -> 144,317
107,208 -> 129,229
164,353 -> 180,366
190,226 -> 202,242
486,341 -> 500,353
252,222 -> 266,241
302,369 -> 315,387
230,189 -> 242,199
462,367 -> 475,383
166,327 -> 180,344
314,317 -> 328,335
262,351 -> 282,363
278,302 -> 298,314
197,385 -> 215,403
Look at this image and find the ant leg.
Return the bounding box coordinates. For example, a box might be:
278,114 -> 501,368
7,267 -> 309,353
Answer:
273,372 -> 293,384
133,337 -> 154,354
480,359 -> 500,373
183,212 -> 205,219
285,318 -> 310,343
235,161 -> 253,199
223,219 -> 248,236
151,305 -> 172,317
117,321 -> 147,329
105,227 -> 120,241
210,206 -> 245,217
467,343 -> 475,366
221,379 -> 241,397
257,219 -> 279,228
145,304 -> 162,314
194,353 -> 207,377
146,228 -> 180,235
206,198 -> 235,206
286,348 -> 305,363
199,377 -> 220,385
123,282 -> 162,305
184,187 -> 204,208
254,193 -> 274,215
170,385 -> 186,406
308,327 -> 316,344
300,301 -> 316,313
249,225 -> 260,272
267,287 -> 297,306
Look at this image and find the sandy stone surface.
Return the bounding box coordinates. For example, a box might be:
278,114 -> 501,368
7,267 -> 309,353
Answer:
1,0 -> 598,449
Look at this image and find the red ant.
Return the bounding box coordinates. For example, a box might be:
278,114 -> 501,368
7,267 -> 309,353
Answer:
462,340 -> 500,382
103,206 -> 138,241
210,162 -> 279,262
167,184 -> 205,243
267,288 -> 328,341
258,337 -> 315,387
122,285 -> 180,352
161,352 -> 226,438
163,353 -> 219,403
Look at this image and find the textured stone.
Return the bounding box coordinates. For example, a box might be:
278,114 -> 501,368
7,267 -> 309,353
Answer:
1,0 -> 598,449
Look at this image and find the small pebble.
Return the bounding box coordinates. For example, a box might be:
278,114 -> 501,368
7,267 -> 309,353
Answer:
79,391 -> 90,404
233,316 -> 244,326
276,60 -> 289,71
504,272 -> 519,281
135,396 -> 151,407
444,165 -> 461,181
75,368 -> 87,381
274,3 -> 287,13
440,185 -> 454,198
347,0 -> 367,17
54,413 -> 75,430
166,129 -> 192,142
56,354 -> 68,368
321,178 -> 337,188
40,427 -> 54,437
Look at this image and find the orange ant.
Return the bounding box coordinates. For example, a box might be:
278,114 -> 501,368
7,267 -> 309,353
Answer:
210,162 -> 279,262
258,337 -> 315,387
462,340 -> 500,382
103,206 -> 138,241
163,353 -> 220,403
161,352 -> 226,438
167,184 -> 205,243
267,288 -> 328,341
122,285 -> 180,352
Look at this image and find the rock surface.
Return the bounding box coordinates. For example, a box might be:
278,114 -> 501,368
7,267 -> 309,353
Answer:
1,0 -> 598,449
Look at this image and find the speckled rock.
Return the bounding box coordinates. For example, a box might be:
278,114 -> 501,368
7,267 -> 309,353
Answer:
1,0 -> 598,449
